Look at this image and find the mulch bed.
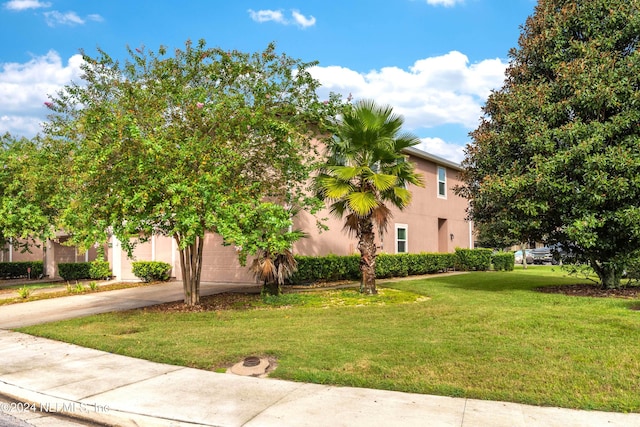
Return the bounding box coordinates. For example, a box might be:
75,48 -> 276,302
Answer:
140,292 -> 261,313
537,283 -> 640,299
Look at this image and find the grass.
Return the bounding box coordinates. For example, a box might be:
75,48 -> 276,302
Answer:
17,267 -> 640,412
0,282 -> 63,291
0,281 -> 153,306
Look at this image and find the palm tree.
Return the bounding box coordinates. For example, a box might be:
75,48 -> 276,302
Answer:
315,100 -> 424,294
250,248 -> 297,296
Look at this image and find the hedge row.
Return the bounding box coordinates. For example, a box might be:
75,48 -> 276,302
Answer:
454,248 -> 493,271
58,261 -> 112,281
291,252 -> 457,284
291,254 -> 360,284
290,249 -> 514,284
376,253 -> 457,278
0,261 -> 44,279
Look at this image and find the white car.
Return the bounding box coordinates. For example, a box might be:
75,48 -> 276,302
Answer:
514,250 -> 534,264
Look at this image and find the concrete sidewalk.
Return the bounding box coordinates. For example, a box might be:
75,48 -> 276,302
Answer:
1,331 -> 639,427
0,280 -> 639,426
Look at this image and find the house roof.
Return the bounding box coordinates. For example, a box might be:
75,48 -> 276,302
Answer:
403,146 -> 463,171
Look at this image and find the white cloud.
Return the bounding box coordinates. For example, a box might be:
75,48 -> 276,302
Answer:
0,114 -> 43,136
87,13 -> 103,22
44,10 -> 85,26
419,137 -> 466,163
310,51 -> 507,131
248,9 -> 316,28
425,0 -> 464,6
248,9 -> 286,24
3,0 -> 50,11
0,51 -> 84,136
291,10 -> 316,28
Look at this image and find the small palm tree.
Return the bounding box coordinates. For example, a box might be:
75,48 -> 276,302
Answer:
226,202 -> 305,297
250,248 -> 297,296
315,100 -> 424,294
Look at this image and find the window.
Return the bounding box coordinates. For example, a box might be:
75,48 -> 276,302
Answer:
395,224 -> 408,254
437,166 -> 447,198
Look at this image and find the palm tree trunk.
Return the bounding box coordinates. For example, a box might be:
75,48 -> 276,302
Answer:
358,217 -> 378,294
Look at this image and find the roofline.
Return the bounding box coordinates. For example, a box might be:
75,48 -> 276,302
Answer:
402,146 -> 463,171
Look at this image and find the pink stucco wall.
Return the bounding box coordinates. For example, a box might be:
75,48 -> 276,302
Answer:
1,241 -> 44,263
108,148 -> 473,284
293,150 -> 472,257
109,234 -> 256,284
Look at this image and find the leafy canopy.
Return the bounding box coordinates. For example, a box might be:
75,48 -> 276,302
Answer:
316,99 -> 424,233
44,40 -> 337,252
0,133 -> 64,252
457,0 -> 640,287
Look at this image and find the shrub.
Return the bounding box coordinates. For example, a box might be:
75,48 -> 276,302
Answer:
492,252 -> 515,271
290,252 -> 456,285
291,255 -> 360,284
132,261 -> 172,282
58,262 -> 92,281
0,261 -> 44,279
376,254 -> 409,278
89,260 -> 112,280
454,248 -> 493,271
406,253 -> 456,274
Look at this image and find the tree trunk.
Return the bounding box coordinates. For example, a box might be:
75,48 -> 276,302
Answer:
263,281 -> 281,296
591,260 -> 622,289
358,217 -> 378,295
175,234 -> 204,306
521,243 -> 527,270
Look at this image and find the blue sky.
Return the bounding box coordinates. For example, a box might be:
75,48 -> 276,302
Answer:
0,0 -> 537,162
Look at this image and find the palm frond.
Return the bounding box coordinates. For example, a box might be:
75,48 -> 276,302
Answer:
365,172 -> 397,192
329,200 -> 348,218
371,203 -> 392,234
316,99 -> 422,229
347,191 -> 378,216
274,250 -> 296,285
342,213 -> 360,237
327,165 -> 361,181
317,176 -> 353,200
250,252 -> 276,283
388,186 -> 413,210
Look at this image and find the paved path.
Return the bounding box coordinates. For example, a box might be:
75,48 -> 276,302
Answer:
0,281 -> 260,329
0,279 -> 639,426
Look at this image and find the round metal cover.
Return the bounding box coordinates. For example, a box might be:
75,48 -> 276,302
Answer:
243,356 -> 261,367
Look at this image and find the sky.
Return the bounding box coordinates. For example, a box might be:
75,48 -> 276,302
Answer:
0,0 -> 538,163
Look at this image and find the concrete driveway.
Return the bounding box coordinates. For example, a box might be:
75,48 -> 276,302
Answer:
0,280 -> 260,329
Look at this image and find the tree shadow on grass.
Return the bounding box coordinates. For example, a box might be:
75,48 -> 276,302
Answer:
428,271 -> 566,293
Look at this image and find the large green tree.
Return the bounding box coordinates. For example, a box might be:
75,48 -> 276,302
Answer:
315,100 -> 424,294
0,133 -> 64,265
44,40 -> 336,305
457,0 -> 640,288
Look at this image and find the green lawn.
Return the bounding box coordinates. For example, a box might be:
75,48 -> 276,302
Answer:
18,267 -> 640,412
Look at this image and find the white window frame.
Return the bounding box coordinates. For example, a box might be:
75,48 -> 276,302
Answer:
437,166 -> 447,199
395,224 -> 408,254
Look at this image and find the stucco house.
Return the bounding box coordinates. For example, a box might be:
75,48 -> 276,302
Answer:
1,233 -> 99,279
105,146 -> 473,283
2,146 -> 472,283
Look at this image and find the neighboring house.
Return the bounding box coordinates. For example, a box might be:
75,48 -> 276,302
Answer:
1,234 -> 99,278
106,146 -> 473,283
